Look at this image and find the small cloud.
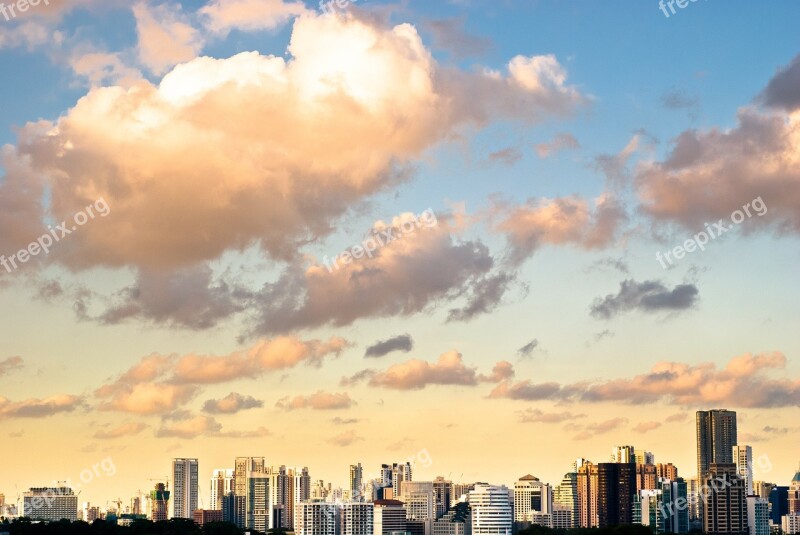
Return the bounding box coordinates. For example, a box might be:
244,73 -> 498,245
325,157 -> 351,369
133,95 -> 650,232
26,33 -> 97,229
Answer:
365,334 -> 414,359
329,430 -> 363,447
666,412 -> 687,423
94,422 -> 148,439
593,329 -> 614,343
660,89 -> 700,118
486,147 -> 523,167
0,394 -> 84,419
633,421 -> 662,433
423,17 -> 493,59
565,417 -> 628,440
9,429 -> 24,438
332,417 -> 361,425
0,356 -> 24,377
203,392 -> 263,414
387,437 -> 413,451
535,132 -> 580,158
275,391 -> 355,411
518,409 -> 586,424
517,339 -> 541,358
590,279 -> 699,320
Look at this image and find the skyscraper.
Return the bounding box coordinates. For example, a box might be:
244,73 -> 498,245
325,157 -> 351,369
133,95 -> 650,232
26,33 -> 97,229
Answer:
373,499 -> 407,535
393,463 -> 413,498
351,464 -> 364,501
597,463 -> 636,527
266,465 -> 290,529
288,466 -> 311,530
612,446 -> 636,464
234,457 -> 269,530
341,502 -> 375,535
210,469 -> 234,511
577,461 -> 599,528
172,458 -> 199,519
733,446 -> 753,496
702,464 -> 747,535
401,481 -> 435,535
433,477 -> 452,520
789,467 -> 800,514
468,484 -> 512,535
554,471 -> 578,528
696,410 -> 738,481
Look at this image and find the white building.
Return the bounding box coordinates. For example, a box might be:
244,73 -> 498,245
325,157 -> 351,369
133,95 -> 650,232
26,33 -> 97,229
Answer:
342,502 -> 374,535
612,446 -> 635,464
551,504 -> 573,529
401,481 -> 434,535
513,475 -> 552,522
210,469 -> 234,511
733,446 -> 754,496
468,484 -> 512,535
22,487 -> 78,521
172,458 -> 198,519
297,502 -> 339,535
373,499 -> 407,535
782,514 -> 800,535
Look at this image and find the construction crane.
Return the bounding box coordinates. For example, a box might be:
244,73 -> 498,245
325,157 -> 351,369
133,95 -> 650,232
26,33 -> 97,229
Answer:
147,477 -> 170,490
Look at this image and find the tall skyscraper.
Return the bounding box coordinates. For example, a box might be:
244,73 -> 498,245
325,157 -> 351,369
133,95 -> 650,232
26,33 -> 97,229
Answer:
702,464 -> 747,535
288,466 -> 311,530
267,465 -> 290,529
513,475 -> 552,522
401,481 -> 435,535
433,477 -> 452,520
577,461 -> 598,528
696,410 -> 738,481
210,469 -> 234,511
733,446 -> 754,496
172,458 -> 199,519
351,464 -> 364,501
234,457 -> 269,530
392,463 -> 413,498
468,484 -> 512,535
597,463 -> 636,527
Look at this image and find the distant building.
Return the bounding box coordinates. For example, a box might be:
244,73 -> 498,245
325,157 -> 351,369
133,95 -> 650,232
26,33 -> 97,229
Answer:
342,502 -> 374,535
374,499 -> 408,535
513,475 -> 552,524
210,469 -> 234,511
635,451 -> 655,466
746,497 -> 770,535
193,509 -> 223,525
577,461 -> 599,528
400,481 -> 435,535
612,446 -> 636,464
733,446 -> 754,496
636,464 -> 657,491
554,471 -> 578,528
782,514 -> 800,535
769,486 -> 789,525
297,502 -> 339,535
172,458 -> 199,519
468,484 -> 511,535
351,464 -> 364,501
149,483 -> 170,521
433,477 -> 452,520
597,463 -> 637,527
657,464 -> 679,482
702,464 -> 747,535
289,466 -> 311,530
433,502 -> 471,535
790,468 -> 800,514
697,410 -> 738,480
21,487 -> 78,521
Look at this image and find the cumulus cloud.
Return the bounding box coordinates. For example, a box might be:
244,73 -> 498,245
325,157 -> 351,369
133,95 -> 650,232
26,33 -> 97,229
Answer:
666,412 -> 688,422
0,395 -> 84,419
1,13 -> 585,279
491,194 -> 626,265
490,352 -> 800,408
358,350 -> 511,390
517,408 -> 585,423
590,279 -> 699,319
0,356 -> 24,376
94,422 -> 148,439
447,271 -> 518,322
486,147 -> 523,167
203,392 -> 264,414
535,132 -> 580,158
275,391 -> 355,411
199,0 -> 309,34
365,334 -> 414,358
156,414 -> 222,438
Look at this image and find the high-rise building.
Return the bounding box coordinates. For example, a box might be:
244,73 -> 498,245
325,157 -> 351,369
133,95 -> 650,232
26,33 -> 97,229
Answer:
597,463 -> 637,527
746,497 -> 769,535
551,504 -> 573,529
267,465 -> 290,529
172,458 -> 199,519
149,483 -> 170,521
342,502 -> 374,535
401,481 -> 435,535
234,457 -> 269,530
373,499 -> 407,535
210,469 -> 235,511
636,464 -> 657,491
790,468 -> 800,514
702,464 -> 747,535
21,487 -> 78,521
289,467 -> 311,530
783,514 -> 800,535
297,501 -> 339,535
769,486 -> 789,525
657,464 -> 680,482
468,484 -> 512,535
636,451 -> 655,466
612,446 -> 636,464
393,464 -> 413,499
452,484 -> 475,504
733,446 -> 754,496
577,461 -> 599,528
433,477 -> 452,520
351,465 -> 364,501
554,471 -> 578,528
513,475 -> 552,522
696,410 -> 738,481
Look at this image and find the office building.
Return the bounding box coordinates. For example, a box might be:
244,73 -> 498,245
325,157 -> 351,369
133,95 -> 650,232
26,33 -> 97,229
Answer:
351,465 -> 364,501
783,514 -> 800,535
769,486 -> 789,525
149,483 -> 170,521
233,457 -> 269,531
513,475 -> 552,522
452,484 -> 475,504
210,469 -> 234,511
696,410 -> 738,480
637,464 -> 657,491
373,499 -> 408,535
702,464 -> 747,535
289,466 -> 312,530
297,501 -> 339,535
733,446 -> 754,496
21,487 -> 77,521
433,477 -> 452,520
401,481 -> 435,535
657,464 -> 680,482
551,504 -> 573,529
746,497 -> 769,535
393,463 -> 413,499
597,463 -> 637,527
577,461 -> 599,528
267,465 -> 290,529
790,468 -> 800,514
468,484 -> 512,535
636,451 -> 655,466
172,458 -> 199,519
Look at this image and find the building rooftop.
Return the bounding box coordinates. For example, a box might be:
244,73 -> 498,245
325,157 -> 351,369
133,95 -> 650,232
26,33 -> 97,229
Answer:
518,474 -> 540,481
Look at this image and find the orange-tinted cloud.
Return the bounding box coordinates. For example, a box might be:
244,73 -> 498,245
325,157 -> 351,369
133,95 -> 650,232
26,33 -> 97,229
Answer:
275,391 -> 355,411
0,394 -> 84,419
202,392 -> 263,414
94,422 -> 148,439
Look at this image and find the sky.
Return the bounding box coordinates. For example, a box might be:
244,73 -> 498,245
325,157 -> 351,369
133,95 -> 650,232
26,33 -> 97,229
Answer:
1,0 -> 799,511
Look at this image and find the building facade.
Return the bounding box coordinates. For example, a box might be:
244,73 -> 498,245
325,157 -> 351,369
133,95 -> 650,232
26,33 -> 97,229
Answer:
702,464 -> 747,535
468,484 -> 512,535
172,458 -> 198,519
22,487 -> 78,521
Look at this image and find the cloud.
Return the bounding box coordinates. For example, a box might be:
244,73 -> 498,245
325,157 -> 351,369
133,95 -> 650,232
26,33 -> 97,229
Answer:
661,89 -> 700,118
565,417 -> 628,440
633,421 -> 662,433
665,412 -> 687,422
423,17 -> 493,59
365,334 -> 414,358
535,132 -> 580,158
590,279 -> 699,319
486,147 -> 523,167
0,356 -> 24,376
592,329 -> 614,343
329,429 -> 363,447
517,339 -> 540,358
132,2 -> 203,75
1,13 -> 585,278
490,352 -> 800,408
203,392 -> 264,414
0,395 -> 84,419
275,391 -> 355,411
517,408 -> 586,423
156,414 -> 222,438
94,422 -> 148,439
199,0 -> 309,34
447,271 -> 518,322
491,194 -> 626,265
332,417 -> 361,425
364,351 -> 511,390
759,53 -> 800,112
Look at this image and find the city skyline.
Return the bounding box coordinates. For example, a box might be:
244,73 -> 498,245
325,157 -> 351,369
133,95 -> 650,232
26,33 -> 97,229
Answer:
1,0 -> 799,525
